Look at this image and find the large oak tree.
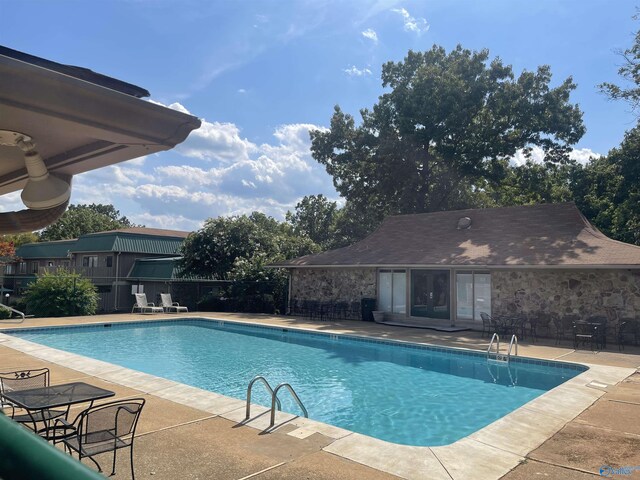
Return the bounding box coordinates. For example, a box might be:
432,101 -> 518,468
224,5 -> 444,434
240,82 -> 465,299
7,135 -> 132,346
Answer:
310,45 -> 585,219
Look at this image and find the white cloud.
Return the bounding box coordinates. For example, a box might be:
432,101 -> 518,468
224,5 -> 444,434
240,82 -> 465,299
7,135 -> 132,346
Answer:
511,146 -> 599,166
128,212 -> 203,232
0,191 -> 26,212
569,147 -> 599,165
174,116 -> 258,163
70,104 -> 336,229
361,28 -> 378,43
344,65 -> 372,77
391,7 -> 429,35
237,88 -> 247,94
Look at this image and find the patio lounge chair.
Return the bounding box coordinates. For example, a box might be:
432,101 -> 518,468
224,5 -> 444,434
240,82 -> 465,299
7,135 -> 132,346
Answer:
54,398 -> 145,480
0,368 -> 67,430
132,293 -> 163,314
160,293 -> 188,313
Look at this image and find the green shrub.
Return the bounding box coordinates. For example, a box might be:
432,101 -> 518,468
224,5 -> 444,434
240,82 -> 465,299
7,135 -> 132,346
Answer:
0,306 -> 11,319
10,297 -> 28,315
25,270 -> 98,317
197,292 -> 229,312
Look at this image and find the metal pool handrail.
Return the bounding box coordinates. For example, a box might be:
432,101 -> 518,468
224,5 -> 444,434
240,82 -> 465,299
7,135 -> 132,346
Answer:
507,335 -> 518,360
487,333 -> 500,359
269,383 -> 308,428
245,376 -> 281,420
0,304 -> 27,322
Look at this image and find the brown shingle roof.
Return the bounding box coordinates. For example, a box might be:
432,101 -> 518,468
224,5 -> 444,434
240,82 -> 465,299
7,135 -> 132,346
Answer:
274,203 -> 640,268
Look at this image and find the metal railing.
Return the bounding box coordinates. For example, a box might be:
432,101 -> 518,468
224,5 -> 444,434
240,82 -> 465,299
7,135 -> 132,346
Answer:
245,377 -> 308,430
245,376 -> 281,420
488,333 -> 518,363
487,333 -> 500,359
507,335 -> 518,359
0,304 -> 27,322
269,383 -> 308,428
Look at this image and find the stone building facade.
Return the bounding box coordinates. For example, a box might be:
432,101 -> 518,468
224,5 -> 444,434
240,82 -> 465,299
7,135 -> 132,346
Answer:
274,203 -> 640,331
491,269 -> 640,319
290,268 -> 377,304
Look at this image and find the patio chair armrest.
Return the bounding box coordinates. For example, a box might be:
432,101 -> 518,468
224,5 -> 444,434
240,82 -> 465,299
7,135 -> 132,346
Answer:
148,302 -> 156,306
53,417 -> 73,428
51,417 -> 77,443
172,302 -> 179,306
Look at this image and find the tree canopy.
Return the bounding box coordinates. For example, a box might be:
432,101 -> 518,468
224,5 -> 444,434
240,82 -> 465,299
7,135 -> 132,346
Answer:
0,232 -> 39,248
311,46 -> 585,221
178,212 -> 318,280
572,126 -> 640,245
39,204 -> 140,241
599,20 -> 640,114
285,194 -> 338,249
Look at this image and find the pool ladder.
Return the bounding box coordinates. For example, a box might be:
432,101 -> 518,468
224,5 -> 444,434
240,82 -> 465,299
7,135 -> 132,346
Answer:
245,376 -> 308,429
487,334 -> 518,363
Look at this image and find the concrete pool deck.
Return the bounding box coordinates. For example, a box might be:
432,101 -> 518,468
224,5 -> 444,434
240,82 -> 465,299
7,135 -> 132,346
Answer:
1,312 -> 639,479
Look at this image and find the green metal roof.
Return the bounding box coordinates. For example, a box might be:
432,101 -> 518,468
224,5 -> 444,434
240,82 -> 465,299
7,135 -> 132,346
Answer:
16,240 -> 76,259
127,257 -> 214,282
72,232 -> 184,255
127,257 -> 179,280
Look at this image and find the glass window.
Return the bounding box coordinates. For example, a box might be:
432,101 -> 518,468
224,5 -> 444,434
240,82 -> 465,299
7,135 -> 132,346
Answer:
378,272 -> 392,312
392,272 -> 406,314
30,262 -> 38,274
82,256 -> 98,268
105,256 -> 113,268
18,262 -> 26,274
378,270 -> 406,314
456,273 -> 473,319
474,273 -> 491,321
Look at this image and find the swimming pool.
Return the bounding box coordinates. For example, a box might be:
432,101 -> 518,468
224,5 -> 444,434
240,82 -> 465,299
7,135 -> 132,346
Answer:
9,319 -> 586,446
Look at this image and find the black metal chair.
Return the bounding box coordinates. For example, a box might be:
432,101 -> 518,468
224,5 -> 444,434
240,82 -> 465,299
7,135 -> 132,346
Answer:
334,301 -> 349,320
554,314 -> 579,344
0,368 -> 68,430
479,312 -> 493,338
347,301 -> 360,320
54,398 -> 145,480
586,315 -> 608,349
534,313 -> 553,340
573,321 -> 597,350
616,318 -> 638,351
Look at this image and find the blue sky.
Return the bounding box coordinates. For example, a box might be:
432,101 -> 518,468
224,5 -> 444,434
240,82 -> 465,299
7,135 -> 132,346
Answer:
1,0 -> 638,230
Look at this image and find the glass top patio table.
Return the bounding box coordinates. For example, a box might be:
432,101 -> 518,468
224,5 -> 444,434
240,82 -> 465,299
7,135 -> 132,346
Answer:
2,382 -> 115,410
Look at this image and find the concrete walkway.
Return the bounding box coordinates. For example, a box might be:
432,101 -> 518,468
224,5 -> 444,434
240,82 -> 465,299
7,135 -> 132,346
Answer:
1,312 -> 639,479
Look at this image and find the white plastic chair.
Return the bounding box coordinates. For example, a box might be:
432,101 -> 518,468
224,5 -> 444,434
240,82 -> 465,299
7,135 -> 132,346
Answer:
132,293 -> 163,314
160,293 -> 188,313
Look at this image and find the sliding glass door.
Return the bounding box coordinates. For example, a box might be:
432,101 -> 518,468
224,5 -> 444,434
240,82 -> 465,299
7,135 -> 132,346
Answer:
455,271 -> 491,321
378,270 -> 406,314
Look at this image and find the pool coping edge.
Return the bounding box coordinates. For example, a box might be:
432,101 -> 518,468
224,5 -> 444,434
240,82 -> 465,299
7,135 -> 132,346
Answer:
0,317 -> 634,480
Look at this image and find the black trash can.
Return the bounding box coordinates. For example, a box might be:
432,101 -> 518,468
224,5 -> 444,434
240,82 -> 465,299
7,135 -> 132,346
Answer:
361,298 -> 376,322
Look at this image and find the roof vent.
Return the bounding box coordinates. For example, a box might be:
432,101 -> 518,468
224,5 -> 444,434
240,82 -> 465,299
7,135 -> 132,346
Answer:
457,216 -> 472,230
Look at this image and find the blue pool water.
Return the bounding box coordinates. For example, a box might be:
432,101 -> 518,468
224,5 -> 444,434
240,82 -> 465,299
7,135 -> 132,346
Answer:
10,320 -> 585,446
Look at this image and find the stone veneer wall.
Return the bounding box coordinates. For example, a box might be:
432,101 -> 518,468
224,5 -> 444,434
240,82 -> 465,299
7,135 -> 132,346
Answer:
492,269 -> 640,318
290,268 -> 377,304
